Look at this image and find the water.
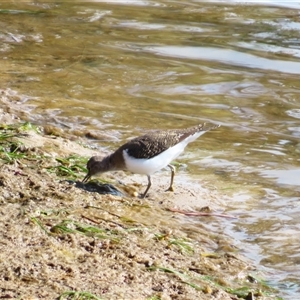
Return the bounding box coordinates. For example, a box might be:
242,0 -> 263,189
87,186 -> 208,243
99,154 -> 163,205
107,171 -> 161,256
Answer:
1,1 -> 300,298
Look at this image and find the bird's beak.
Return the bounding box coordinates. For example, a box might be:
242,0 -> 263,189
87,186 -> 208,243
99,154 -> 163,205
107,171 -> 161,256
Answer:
82,173 -> 91,183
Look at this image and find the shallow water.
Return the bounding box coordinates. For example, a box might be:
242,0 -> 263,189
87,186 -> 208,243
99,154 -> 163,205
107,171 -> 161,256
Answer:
1,0 -> 300,298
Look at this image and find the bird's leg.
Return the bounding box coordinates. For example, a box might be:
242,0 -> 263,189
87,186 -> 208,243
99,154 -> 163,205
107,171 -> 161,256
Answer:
166,164 -> 176,192
141,175 -> 152,198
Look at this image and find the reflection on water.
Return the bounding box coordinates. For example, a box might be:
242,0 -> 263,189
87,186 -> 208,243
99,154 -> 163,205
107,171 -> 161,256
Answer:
1,0 -> 300,298
261,169 -> 300,186
147,46 -> 300,74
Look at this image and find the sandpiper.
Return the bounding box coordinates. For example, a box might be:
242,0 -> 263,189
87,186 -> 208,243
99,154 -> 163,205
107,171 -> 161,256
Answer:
83,123 -> 219,198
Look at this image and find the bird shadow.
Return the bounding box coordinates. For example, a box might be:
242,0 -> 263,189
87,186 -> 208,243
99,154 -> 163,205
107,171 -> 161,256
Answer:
62,180 -> 124,197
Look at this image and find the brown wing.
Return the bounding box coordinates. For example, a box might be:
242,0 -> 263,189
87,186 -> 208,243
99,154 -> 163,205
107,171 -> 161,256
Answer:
121,133 -> 180,159
119,123 -> 218,159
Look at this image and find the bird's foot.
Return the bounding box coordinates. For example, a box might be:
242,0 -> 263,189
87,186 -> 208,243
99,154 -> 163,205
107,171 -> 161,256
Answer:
165,186 -> 174,192
139,192 -> 147,199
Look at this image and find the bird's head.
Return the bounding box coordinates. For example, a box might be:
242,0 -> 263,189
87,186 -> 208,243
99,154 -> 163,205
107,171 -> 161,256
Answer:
82,156 -> 107,183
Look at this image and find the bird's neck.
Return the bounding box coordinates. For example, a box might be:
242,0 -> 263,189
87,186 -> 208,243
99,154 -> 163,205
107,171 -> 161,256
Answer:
106,150 -> 126,171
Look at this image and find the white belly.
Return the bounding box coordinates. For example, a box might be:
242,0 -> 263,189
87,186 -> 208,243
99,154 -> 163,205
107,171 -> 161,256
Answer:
122,130 -> 206,175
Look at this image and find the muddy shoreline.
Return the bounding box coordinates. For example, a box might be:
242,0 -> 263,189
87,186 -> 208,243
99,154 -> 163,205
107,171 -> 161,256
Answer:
0,91 -> 280,299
